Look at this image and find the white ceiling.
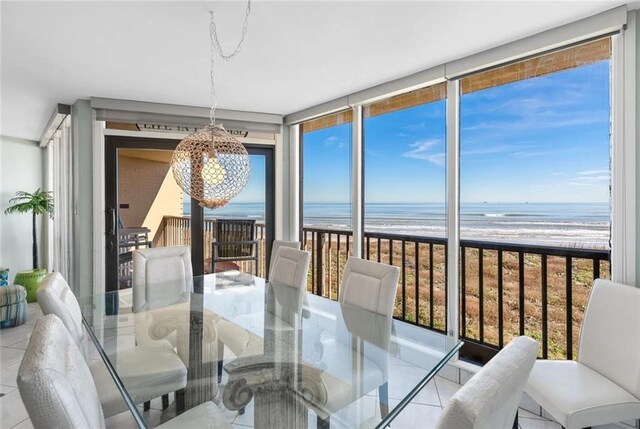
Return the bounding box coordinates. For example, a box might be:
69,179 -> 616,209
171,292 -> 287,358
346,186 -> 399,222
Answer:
0,0 -> 633,141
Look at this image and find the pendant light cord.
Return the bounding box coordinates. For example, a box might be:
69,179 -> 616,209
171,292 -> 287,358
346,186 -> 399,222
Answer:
209,1 -> 252,125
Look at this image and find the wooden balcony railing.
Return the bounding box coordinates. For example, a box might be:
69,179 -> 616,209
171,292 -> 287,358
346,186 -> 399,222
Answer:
154,216 -> 611,361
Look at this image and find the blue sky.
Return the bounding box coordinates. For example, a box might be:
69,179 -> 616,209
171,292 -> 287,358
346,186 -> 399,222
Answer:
303,60 -> 611,204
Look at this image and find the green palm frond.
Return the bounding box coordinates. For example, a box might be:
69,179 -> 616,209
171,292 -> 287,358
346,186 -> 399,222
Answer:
4,188 -> 54,219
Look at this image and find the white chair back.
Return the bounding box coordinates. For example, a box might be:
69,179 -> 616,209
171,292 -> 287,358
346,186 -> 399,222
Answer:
578,279 -> 640,398
36,272 -> 89,358
132,245 -> 193,312
436,336 -> 538,429
270,247 -> 310,291
18,315 -> 105,429
339,257 -> 399,317
268,247 -> 310,326
268,240 -> 301,280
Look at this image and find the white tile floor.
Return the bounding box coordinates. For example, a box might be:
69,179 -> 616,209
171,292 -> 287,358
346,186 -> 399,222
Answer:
0,303 -> 635,429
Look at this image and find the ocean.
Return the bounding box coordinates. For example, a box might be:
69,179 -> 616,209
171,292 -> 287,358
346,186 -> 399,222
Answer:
185,202 -> 610,249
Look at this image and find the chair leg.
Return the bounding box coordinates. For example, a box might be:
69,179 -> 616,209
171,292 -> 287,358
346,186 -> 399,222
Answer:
217,340 -> 224,383
379,382 -> 389,418
162,394 -> 169,410
143,401 -> 150,411
175,389 -> 185,415
317,415 -> 330,429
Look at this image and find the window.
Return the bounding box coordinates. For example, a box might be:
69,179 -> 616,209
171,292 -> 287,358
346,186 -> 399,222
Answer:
363,84 -> 447,329
301,111 -> 353,298
458,38 -> 612,359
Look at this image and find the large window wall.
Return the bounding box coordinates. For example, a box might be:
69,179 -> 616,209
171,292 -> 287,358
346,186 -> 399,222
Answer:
297,33 -> 619,363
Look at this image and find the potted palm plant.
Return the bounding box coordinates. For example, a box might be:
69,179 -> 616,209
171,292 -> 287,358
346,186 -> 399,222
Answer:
4,189 -> 54,301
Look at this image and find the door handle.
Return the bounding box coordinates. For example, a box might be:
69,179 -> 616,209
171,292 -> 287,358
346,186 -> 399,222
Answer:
107,208 -> 117,236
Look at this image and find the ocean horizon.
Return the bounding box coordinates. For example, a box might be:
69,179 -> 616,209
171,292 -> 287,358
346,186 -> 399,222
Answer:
184,202 -> 610,249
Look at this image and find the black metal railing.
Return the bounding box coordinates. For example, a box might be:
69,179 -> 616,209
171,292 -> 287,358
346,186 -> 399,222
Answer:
302,225 -> 610,362
458,240 -> 609,362
153,216 -> 611,362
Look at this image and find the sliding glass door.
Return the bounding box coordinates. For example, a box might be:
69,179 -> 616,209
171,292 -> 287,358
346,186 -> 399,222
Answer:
105,136 -> 274,311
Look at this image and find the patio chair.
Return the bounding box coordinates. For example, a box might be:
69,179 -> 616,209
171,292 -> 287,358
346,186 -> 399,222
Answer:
36,272 -> 187,417
435,336 -> 538,429
18,314 -> 231,429
212,219 -> 259,274
525,279 -> 640,429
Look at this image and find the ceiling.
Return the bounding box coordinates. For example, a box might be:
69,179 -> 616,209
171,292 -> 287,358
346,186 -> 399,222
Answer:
0,0 -> 633,141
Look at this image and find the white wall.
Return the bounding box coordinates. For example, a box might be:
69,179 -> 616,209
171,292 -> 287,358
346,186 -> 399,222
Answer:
635,9 -> 640,285
0,136 -> 45,278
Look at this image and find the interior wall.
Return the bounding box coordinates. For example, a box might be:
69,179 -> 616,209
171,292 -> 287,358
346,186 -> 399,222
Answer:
636,9 -> 640,285
0,136 -> 45,277
117,154 -> 182,239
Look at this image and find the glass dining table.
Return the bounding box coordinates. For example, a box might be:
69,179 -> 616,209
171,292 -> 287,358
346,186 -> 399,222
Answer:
84,272 -> 462,429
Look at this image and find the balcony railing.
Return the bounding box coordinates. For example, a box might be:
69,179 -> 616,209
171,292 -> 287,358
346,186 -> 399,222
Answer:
154,215 -> 267,276
153,216 -> 611,361
303,226 -> 610,362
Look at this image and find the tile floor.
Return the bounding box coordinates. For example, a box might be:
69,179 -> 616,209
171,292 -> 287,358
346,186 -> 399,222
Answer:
0,303 -> 635,429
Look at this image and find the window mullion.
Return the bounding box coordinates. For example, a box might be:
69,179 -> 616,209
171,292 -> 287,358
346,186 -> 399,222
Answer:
352,105 -> 363,259
446,79 -> 461,349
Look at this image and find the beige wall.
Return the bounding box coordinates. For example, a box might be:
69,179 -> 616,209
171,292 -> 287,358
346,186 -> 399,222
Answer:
117,153 -> 182,240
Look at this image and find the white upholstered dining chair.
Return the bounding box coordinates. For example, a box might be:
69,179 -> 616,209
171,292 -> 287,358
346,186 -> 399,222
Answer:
18,314 -> 231,429
216,247 -> 311,383
435,335 -> 538,429
131,245 -> 193,410
267,240 -> 301,280
132,245 -> 193,314
314,257 -> 399,428
525,279 -> 640,429
36,272 -> 187,417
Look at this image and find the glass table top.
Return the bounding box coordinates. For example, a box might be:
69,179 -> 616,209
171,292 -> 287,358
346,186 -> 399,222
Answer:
84,272 -> 461,429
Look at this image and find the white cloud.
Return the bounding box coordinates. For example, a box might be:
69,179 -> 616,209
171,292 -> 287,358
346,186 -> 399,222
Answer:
324,135 -> 345,149
577,169 -> 609,176
402,139 -> 445,165
568,170 -> 610,186
463,144 -> 516,156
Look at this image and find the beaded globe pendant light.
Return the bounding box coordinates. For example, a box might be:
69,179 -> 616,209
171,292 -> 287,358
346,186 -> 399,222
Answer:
171,2 -> 252,209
